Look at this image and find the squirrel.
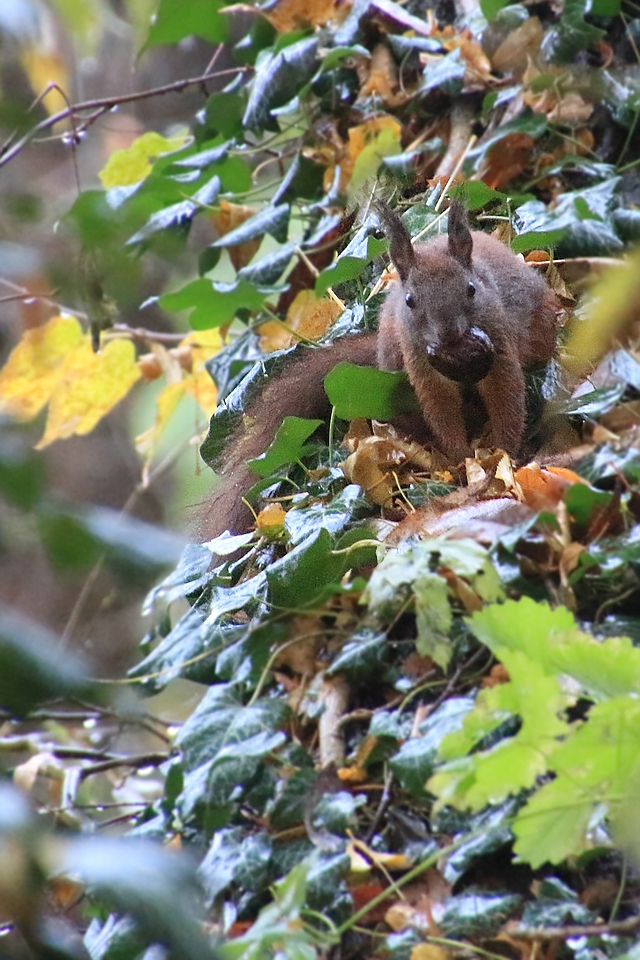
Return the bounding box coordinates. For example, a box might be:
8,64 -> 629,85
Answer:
200,202 -> 560,540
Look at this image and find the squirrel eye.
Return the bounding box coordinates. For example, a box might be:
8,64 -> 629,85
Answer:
467,281 -> 476,298
405,293 -> 415,308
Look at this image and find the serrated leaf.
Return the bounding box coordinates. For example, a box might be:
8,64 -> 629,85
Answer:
159,277 -> 270,330
35,337 -> 141,449
0,314 -> 84,421
390,699 -> 475,796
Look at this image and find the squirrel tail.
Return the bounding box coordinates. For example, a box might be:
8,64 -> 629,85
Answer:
200,332 -> 378,540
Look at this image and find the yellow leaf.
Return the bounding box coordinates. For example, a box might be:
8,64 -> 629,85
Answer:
135,380 -> 187,463
36,338 -> 141,448
183,328 -> 222,417
20,47 -> 69,116
323,116 -> 402,196
99,131 -> 188,189
410,944 -> 450,960
0,315 -> 84,420
258,291 -> 343,351
255,503 -> 287,529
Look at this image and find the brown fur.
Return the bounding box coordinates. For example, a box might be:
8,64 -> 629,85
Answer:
201,203 -> 560,540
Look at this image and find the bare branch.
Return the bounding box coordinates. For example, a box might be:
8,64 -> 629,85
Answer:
0,66 -> 252,169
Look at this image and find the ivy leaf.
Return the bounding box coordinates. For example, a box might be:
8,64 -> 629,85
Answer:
315,234 -> 387,295
267,528 -> 353,609
249,416 -> 324,478
542,0 -> 606,62
212,202 -> 290,248
324,363 -> 419,420
243,36 -> 319,132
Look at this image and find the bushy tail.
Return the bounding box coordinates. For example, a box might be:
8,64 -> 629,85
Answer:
200,333 -> 378,540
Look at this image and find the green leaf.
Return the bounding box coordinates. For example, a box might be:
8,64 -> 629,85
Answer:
212,202 -> 290,248
249,416 -> 324,478
511,229 -> 568,254
267,528 -> 352,609
323,363 -> 419,421
315,235 -> 387,295
480,0 -> 511,20
441,890 -> 523,938
390,698 -> 475,796
563,482 -> 614,531
145,0 -> 228,48
243,37 -> 319,132
65,838 -> 215,960
449,182 -> 507,211
543,0 -> 606,62
159,277 -> 270,329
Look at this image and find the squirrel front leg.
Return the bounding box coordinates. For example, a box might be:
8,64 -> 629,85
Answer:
477,351 -> 526,455
403,353 -> 469,461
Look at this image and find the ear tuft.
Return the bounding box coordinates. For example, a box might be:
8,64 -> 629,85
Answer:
447,200 -> 473,269
373,201 -> 415,282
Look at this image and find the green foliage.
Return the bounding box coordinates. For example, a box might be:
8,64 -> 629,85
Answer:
324,363 -> 419,421
428,599 -> 640,866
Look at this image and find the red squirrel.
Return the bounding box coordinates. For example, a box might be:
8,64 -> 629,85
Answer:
200,202 -> 560,539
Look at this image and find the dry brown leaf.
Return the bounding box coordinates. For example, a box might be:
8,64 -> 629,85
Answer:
341,437 -> 398,507
357,43 -> 405,106
410,945 -> 451,960
263,0 -> 344,32
459,37 -> 493,85
480,132 -> 537,189
491,16 -> 544,75
259,290 -> 343,351
212,200 -> 262,271
547,92 -> 593,125
482,663 -> 510,687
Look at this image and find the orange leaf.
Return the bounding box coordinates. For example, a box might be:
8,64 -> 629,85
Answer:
212,200 -> 262,271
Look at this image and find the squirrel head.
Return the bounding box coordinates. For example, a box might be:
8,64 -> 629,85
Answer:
375,200 -> 496,383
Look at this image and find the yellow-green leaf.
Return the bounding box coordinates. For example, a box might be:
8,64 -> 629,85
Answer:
99,131 -> 189,189
36,338 -> 141,448
0,315 -> 84,420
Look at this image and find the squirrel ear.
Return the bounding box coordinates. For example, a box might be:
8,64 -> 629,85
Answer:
373,202 -> 415,282
447,201 -> 473,269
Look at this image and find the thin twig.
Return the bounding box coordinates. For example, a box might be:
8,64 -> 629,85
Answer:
0,66 -> 252,168
510,914 -> 640,941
